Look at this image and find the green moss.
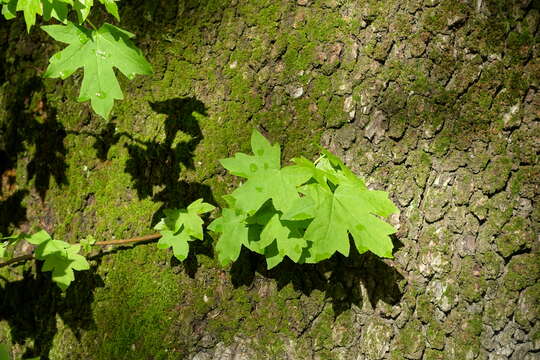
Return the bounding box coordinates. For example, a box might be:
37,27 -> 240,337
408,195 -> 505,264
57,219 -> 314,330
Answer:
393,319 -> 425,359
77,247 -> 180,359
503,254 -> 540,292
426,320 -> 445,350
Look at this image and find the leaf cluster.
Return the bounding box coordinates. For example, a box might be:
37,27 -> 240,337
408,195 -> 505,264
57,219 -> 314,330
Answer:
26,230 -> 90,290
154,199 -> 215,261
1,0 -> 119,32
209,130 -> 399,269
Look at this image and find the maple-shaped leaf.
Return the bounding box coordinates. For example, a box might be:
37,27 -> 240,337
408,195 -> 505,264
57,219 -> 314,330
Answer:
42,21 -> 153,119
228,166 -> 311,215
284,181 -> 397,262
259,214 -> 308,269
73,0 -> 91,23
42,0 -> 72,23
41,244 -> 90,291
27,229 -> 90,290
1,0 -> 18,20
16,0 -> 42,32
220,130 -> 281,178
154,199 -> 215,261
208,208 -> 250,266
98,0 -> 118,20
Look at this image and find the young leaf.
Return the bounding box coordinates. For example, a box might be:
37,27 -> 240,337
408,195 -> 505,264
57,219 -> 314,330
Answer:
80,234 -> 96,252
227,166 -> 311,215
42,21 -> 153,119
16,0 -> 42,32
27,230 -> 90,290
1,0 -> 17,20
98,0 -> 119,20
0,243 -> 7,259
208,208 -> 249,266
42,0 -> 72,23
41,244 -> 90,291
260,215 -> 307,269
154,199 -> 215,261
220,130 -> 281,178
73,0 -> 92,23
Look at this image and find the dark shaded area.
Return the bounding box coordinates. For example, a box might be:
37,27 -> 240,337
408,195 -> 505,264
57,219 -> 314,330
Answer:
0,76 -> 68,234
123,98 -> 215,226
0,265 -> 104,359
230,238 -> 405,317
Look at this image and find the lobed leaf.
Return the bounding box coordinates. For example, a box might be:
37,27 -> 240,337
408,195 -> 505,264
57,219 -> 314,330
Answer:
42,21 -> 152,119
212,129 -> 400,268
154,199 -> 215,261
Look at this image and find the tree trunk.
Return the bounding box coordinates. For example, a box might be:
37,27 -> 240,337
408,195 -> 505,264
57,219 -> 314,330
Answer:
0,0 -> 538,359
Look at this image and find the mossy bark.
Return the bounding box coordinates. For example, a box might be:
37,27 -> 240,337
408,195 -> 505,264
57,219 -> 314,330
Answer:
0,0 -> 539,359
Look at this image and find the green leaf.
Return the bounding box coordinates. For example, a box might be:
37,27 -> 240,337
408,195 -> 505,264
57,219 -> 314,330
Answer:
73,0 -> 92,23
0,243 -> 7,259
154,199 -> 215,261
214,129 -> 399,268
1,0 -> 17,20
284,181 -> 397,262
42,0 -> 71,23
41,243 -> 90,291
16,0 -> 42,32
26,229 -> 52,245
98,0 -> 118,20
260,214 -> 307,269
156,230 -> 190,261
228,166 -> 311,215
25,230 -> 90,290
80,235 -> 96,252
220,130 -> 281,178
42,21 -> 153,119
208,208 -> 249,266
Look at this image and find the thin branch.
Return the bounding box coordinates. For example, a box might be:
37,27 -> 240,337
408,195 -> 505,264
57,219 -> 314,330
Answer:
0,254 -> 34,268
0,233 -> 162,268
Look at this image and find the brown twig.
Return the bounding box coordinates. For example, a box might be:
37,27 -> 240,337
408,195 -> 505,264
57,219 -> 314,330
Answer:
0,233 -> 162,268
0,254 -> 34,268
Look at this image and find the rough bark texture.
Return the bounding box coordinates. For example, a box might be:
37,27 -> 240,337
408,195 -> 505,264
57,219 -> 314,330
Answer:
0,0 -> 538,359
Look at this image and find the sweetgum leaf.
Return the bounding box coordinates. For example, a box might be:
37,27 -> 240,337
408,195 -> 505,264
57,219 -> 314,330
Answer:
42,21 -> 153,119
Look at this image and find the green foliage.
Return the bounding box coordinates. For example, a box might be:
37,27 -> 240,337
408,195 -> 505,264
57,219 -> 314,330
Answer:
209,130 -> 399,268
80,234 -> 96,252
26,230 -> 90,290
0,233 -> 27,259
1,0 -> 152,118
0,0 -> 120,30
42,22 -> 153,119
154,199 -> 215,261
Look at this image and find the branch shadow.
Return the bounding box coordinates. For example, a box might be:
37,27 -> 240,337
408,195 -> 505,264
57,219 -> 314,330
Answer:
0,76 -> 68,234
0,265 -> 104,359
230,237 -> 406,317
